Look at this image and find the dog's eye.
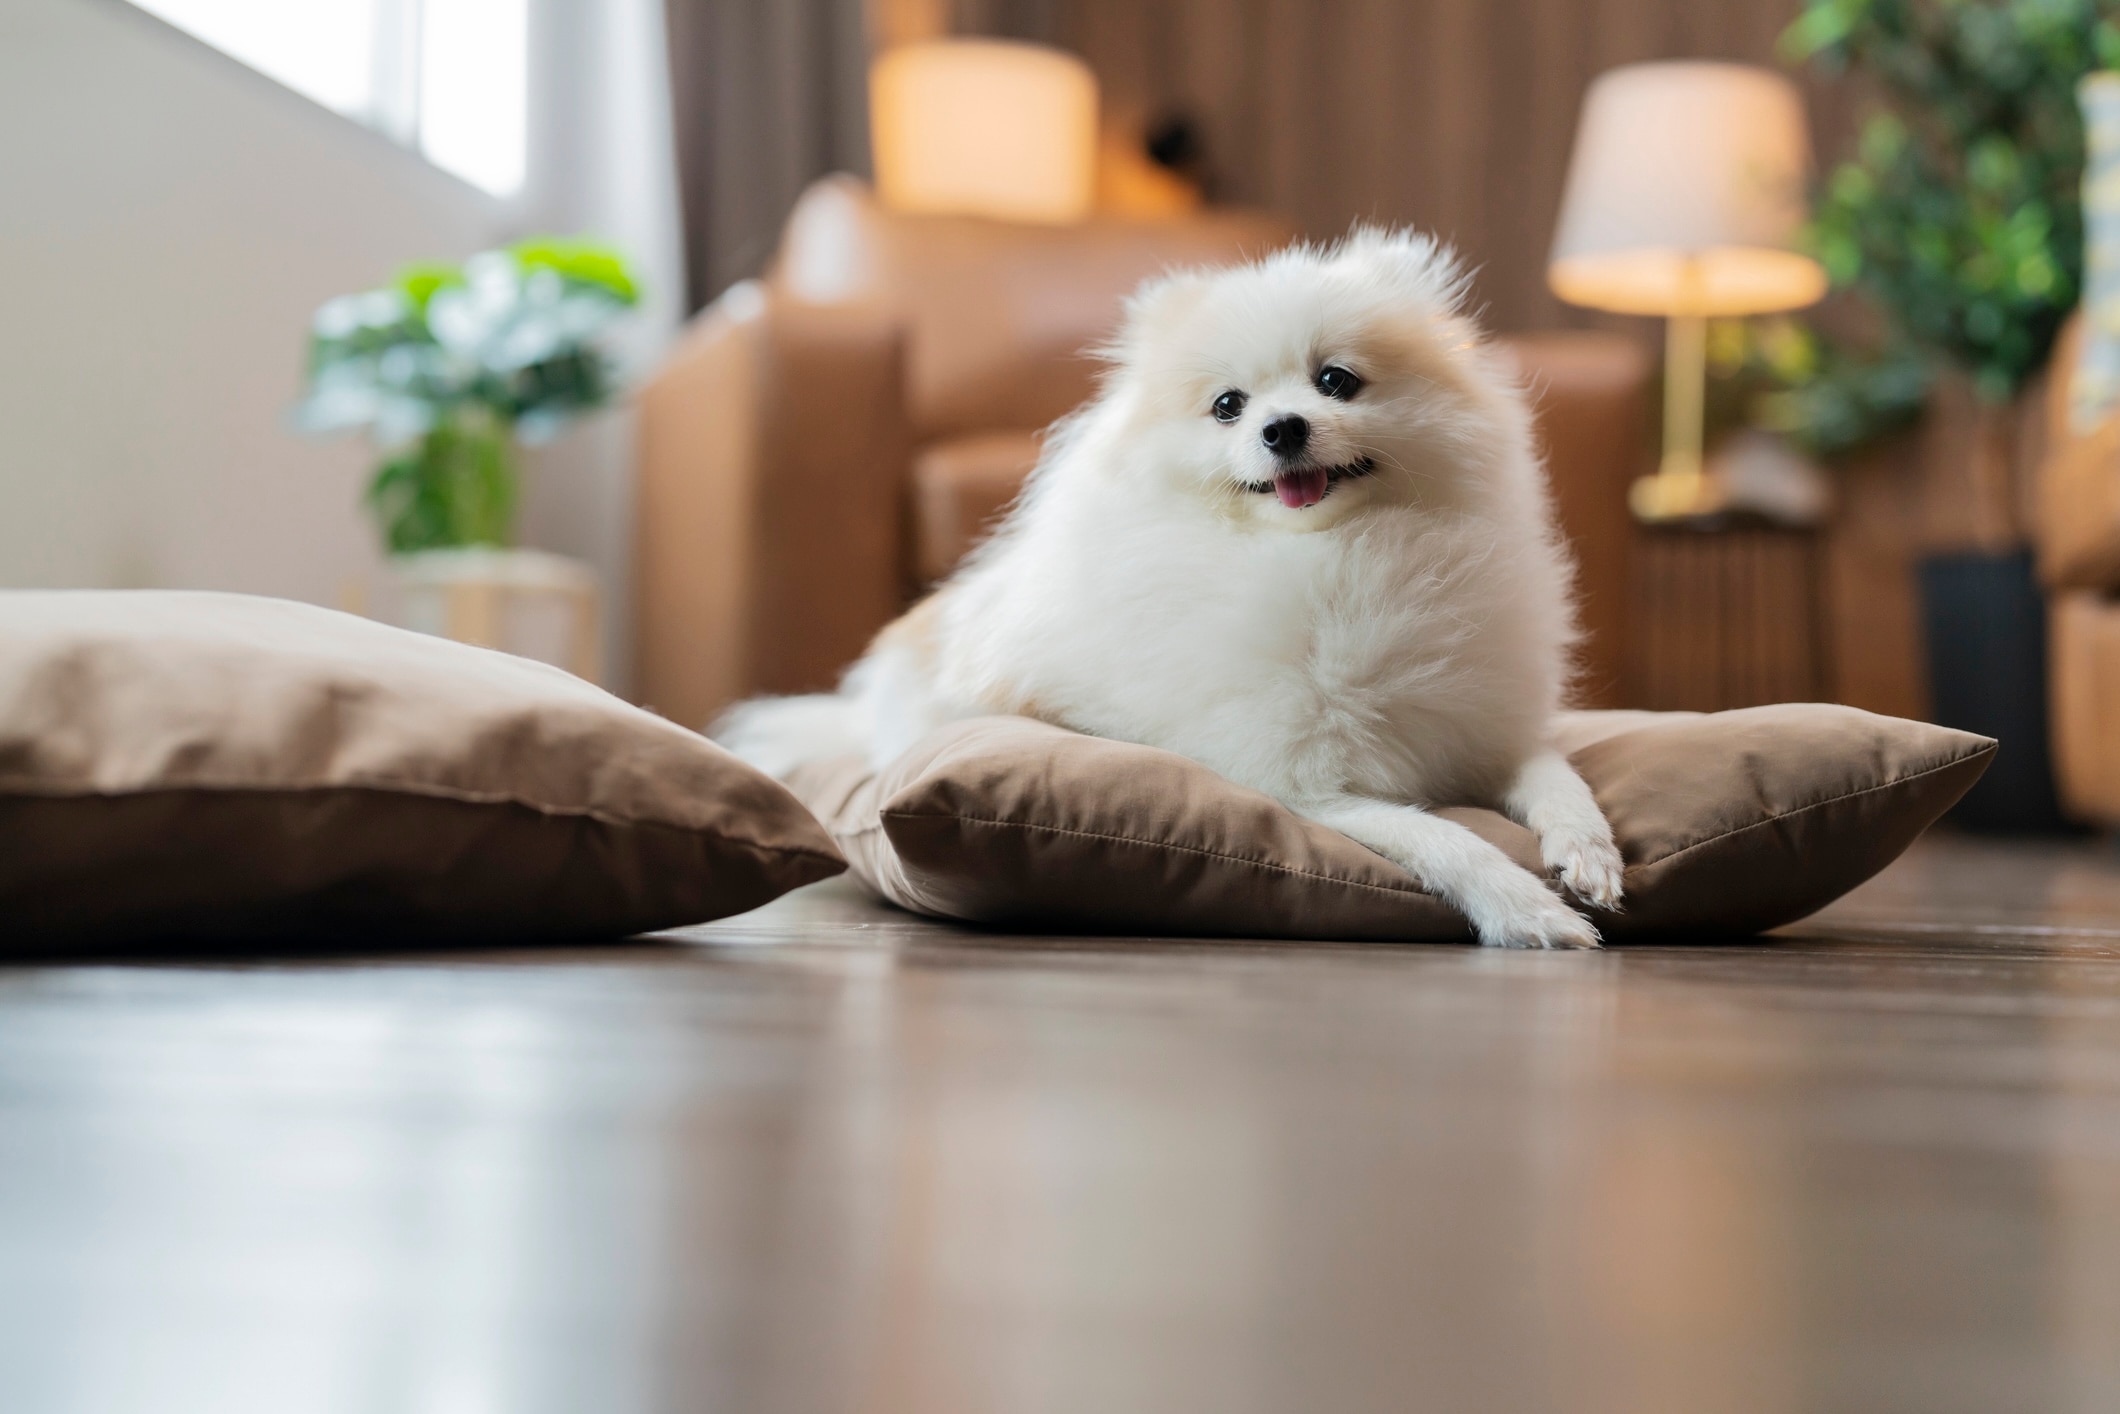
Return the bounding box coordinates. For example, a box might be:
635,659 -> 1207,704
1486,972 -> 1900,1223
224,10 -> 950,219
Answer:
1211,389 -> 1248,423
1316,365 -> 1363,400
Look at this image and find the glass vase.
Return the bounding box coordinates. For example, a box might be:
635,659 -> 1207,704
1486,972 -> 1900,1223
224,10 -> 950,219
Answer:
366,409 -> 519,554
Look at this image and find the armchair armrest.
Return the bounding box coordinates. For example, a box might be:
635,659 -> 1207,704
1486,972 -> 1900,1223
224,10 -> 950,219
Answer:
634,282 -> 912,728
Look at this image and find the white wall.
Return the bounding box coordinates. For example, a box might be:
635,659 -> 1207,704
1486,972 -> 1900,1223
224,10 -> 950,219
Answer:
0,0 -> 502,601
0,0 -> 684,691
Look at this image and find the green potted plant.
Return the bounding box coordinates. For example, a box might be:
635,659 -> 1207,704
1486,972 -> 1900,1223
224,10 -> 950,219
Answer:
297,238 -> 639,549
1785,0 -> 2120,829
295,239 -> 639,678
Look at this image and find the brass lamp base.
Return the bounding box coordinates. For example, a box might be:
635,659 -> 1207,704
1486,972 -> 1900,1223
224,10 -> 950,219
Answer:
1628,463 -> 1728,523
1630,301 -> 1722,524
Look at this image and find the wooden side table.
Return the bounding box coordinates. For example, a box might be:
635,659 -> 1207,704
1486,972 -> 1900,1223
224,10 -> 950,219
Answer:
370,547 -> 603,685
1627,522 -> 1829,712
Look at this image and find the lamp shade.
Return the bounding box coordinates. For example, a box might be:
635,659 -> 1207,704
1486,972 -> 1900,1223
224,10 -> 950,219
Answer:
1549,61 -> 1827,316
870,39 -> 1098,225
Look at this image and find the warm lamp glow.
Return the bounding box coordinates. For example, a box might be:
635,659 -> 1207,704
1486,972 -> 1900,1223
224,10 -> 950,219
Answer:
1549,248 -> 1827,318
870,40 -> 1098,225
1549,62 -> 1826,316
1549,61 -> 1826,521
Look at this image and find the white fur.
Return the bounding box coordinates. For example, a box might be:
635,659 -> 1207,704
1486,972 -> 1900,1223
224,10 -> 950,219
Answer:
720,228 -> 1623,948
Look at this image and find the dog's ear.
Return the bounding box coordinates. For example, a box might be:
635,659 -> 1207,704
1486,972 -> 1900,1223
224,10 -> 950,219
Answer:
1335,226 -> 1471,313
1127,268 -> 1214,323
1105,268 -> 1215,362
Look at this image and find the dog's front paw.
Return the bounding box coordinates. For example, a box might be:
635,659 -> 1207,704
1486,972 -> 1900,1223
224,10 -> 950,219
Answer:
1467,870 -> 1602,950
1481,898 -> 1602,950
1543,831 -> 1625,913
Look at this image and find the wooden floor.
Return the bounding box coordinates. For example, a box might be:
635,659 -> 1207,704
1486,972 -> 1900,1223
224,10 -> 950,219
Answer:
6,836 -> 2120,1413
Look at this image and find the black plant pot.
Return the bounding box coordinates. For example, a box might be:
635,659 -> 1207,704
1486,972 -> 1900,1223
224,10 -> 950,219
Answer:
1917,548 -> 2074,833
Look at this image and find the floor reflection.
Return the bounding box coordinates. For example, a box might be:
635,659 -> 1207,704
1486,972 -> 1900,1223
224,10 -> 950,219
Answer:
4,841 -> 2120,1411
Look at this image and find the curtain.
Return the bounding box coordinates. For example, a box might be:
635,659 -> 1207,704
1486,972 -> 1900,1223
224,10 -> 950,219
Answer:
513,0 -> 692,693
662,0 -> 873,312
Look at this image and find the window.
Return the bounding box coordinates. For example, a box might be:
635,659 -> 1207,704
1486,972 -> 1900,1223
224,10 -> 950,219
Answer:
128,0 -> 528,196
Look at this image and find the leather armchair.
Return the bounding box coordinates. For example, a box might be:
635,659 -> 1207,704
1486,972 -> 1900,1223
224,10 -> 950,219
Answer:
635,177 -> 1651,729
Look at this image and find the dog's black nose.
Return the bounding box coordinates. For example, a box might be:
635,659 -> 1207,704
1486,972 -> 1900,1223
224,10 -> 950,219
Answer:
1261,414 -> 1310,457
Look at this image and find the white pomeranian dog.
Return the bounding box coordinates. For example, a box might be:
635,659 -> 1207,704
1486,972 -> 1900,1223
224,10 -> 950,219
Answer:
721,228 -> 1623,948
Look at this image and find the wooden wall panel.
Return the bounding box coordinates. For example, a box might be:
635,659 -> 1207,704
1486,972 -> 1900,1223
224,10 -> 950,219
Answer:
1823,435 -> 1931,721
993,0 -> 1846,333
1629,526 -> 1828,712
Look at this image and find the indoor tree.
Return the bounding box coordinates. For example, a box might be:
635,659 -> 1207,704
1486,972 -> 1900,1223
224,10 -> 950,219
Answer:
1781,0 -> 2120,540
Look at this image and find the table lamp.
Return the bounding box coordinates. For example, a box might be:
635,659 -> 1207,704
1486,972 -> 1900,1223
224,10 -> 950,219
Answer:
1549,61 -> 1828,521
870,39 -> 1098,224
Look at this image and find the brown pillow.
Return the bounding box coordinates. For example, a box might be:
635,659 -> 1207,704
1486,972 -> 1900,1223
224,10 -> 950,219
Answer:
785,706 -> 1994,942
0,591 -> 843,949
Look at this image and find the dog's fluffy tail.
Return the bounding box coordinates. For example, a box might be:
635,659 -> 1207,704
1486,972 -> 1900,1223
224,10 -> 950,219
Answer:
711,693 -> 865,780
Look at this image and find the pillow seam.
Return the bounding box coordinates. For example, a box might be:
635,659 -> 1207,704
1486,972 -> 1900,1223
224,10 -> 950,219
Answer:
1620,744 -> 1996,873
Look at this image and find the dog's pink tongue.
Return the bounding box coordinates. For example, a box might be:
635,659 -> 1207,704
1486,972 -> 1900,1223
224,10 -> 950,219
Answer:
1275,467 -> 1329,509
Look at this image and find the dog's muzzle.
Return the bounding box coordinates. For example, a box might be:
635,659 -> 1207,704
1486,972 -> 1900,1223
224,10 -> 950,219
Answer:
1243,457 -> 1377,508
